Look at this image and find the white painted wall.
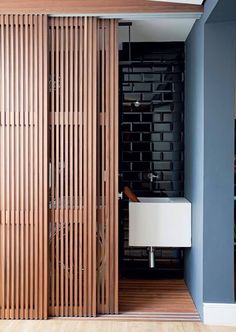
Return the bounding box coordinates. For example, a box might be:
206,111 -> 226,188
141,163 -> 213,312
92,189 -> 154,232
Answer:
119,19 -> 196,44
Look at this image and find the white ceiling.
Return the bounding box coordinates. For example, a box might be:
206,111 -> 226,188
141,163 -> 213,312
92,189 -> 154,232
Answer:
119,18 -> 196,44
149,0 -> 204,4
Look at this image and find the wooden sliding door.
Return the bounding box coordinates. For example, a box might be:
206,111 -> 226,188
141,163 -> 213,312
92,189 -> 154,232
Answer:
97,19 -> 119,315
0,15 -> 48,319
48,17 -> 118,317
0,15 -> 118,319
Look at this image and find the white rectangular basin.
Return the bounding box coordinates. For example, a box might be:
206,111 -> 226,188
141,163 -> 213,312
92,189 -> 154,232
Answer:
129,197 -> 191,247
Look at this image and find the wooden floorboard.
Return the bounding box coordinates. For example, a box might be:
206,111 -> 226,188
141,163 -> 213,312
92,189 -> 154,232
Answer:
1,320 -> 236,332
119,279 -> 199,321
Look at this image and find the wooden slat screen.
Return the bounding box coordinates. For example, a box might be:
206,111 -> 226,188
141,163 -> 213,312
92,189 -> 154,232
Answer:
97,19 -> 118,315
48,17 -> 118,317
0,14 -> 48,319
0,15 -> 118,319
49,17 -> 97,318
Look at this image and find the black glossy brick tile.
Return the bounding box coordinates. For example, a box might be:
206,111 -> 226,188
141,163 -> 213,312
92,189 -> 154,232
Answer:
153,65 -> 170,72
163,73 -> 182,82
133,123 -> 151,132
153,103 -> 173,112
132,162 -> 151,171
123,172 -> 142,181
153,83 -> 172,92
143,73 -> 161,82
163,151 -> 182,161
163,171 -> 183,181
122,83 -> 133,92
153,123 -> 172,132
141,133 -> 151,141
153,142 -> 172,151
133,83 -> 152,92
124,74 -> 143,82
159,182 -> 173,191
163,112 -> 182,122
142,113 -> 153,122
142,152 -> 162,161
133,66 -> 152,73
153,161 -> 172,171
122,133 -> 140,141
121,142 -> 131,151
163,132 -> 181,141
121,123 -> 131,131
124,93 -> 141,102
123,152 -> 140,161
133,142 -> 151,152
151,133 -> 162,141
120,162 -> 131,171
123,113 -> 141,122
152,113 -> 161,122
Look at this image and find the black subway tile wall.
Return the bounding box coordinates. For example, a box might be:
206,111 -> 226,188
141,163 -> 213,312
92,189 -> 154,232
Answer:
119,42 -> 184,277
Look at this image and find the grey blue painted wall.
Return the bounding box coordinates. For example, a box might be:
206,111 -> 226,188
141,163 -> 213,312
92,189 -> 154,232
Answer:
185,0 -> 236,318
203,20 -> 236,303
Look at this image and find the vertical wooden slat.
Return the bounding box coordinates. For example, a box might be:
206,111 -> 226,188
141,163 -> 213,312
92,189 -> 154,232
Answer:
29,14 -> 34,320
24,14 -> 29,319
9,14 -> 15,320
0,14 -> 48,320
114,20 -> 119,315
60,16 -> 65,317
19,14 -> 25,319
43,14 -> 49,320
0,15 -> 6,319
87,16 -> 92,318
92,17 -> 97,318
15,14 -> 20,320
5,14 -> 10,320
78,16 -> 83,318
64,17 -> 69,317
83,16 -> 88,317
74,16 -> 79,318
33,15 -> 39,319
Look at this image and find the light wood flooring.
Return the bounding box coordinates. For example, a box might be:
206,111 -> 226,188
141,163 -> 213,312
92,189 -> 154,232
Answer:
0,321 -> 236,332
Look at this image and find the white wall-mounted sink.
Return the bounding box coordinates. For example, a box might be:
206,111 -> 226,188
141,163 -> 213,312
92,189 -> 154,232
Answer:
129,197 -> 191,247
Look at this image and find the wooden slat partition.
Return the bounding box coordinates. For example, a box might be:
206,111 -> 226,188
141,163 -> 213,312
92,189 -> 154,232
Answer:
48,17 -> 118,317
0,14 -> 48,320
49,17 -> 97,318
97,19 -> 119,315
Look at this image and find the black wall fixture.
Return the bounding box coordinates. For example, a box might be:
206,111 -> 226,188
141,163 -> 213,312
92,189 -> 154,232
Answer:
119,42 -> 185,278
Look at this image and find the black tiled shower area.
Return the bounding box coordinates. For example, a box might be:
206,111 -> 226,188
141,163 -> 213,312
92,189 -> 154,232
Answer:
119,42 -> 185,277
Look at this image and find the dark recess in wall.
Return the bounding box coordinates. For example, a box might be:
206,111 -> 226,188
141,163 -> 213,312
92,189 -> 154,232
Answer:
119,42 -> 185,278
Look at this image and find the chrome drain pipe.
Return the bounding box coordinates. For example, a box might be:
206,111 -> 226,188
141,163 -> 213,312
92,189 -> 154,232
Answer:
149,246 -> 155,268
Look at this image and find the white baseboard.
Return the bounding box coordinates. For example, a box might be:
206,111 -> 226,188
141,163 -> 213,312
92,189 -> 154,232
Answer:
203,303 -> 236,326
